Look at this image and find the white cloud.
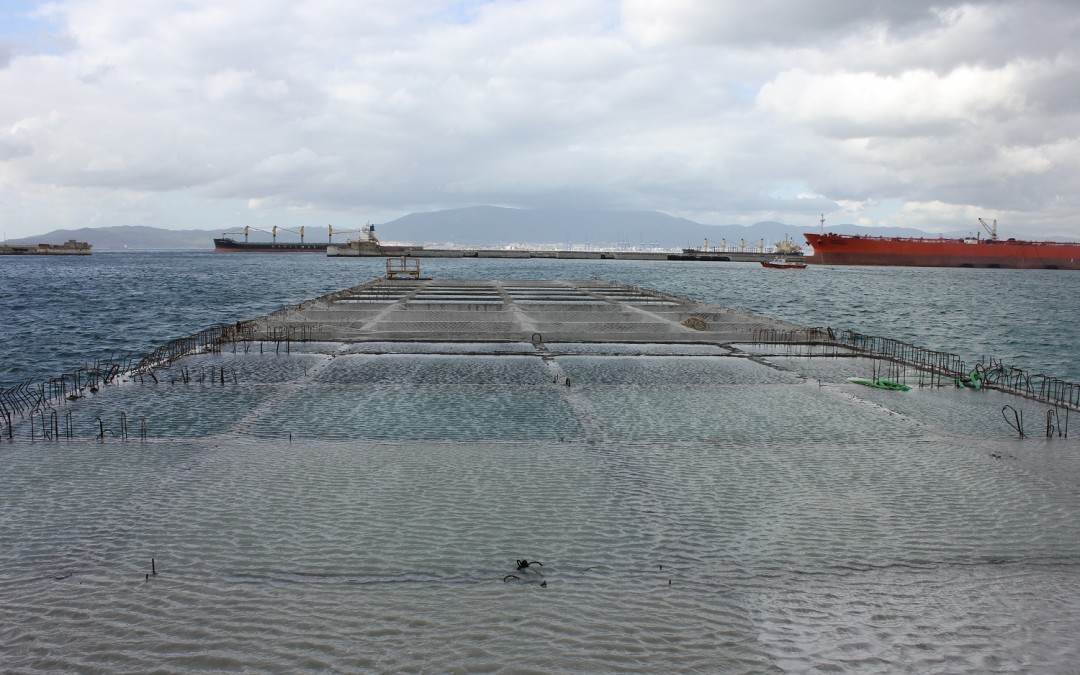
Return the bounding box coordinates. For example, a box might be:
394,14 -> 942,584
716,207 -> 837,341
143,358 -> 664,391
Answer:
758,65 -> 1025,138
0,0 -> 1078,238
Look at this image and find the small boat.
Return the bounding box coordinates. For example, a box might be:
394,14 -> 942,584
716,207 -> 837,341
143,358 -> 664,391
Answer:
761,256 -> 807,269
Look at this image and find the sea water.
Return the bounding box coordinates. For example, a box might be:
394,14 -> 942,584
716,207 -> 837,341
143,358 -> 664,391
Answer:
2,252 -> 1080,672
2,344 -> 1079,672
2,251 -> 1078,387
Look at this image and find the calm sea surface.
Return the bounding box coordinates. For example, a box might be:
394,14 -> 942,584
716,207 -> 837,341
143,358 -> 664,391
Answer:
2,252 -> 1080,672
2,251 -> 1078,387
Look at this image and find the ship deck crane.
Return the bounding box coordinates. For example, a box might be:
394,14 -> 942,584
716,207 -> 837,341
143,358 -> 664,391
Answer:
329,224 -> 363,243
218,224 -> 373,243
978,218 -> 998,241
219,225 -> 304,243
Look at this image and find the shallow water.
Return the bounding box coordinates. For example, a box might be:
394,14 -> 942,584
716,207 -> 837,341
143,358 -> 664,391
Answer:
4,435 -> 1080,672
2,344 -> 1079,671
3,253 -> 1079,671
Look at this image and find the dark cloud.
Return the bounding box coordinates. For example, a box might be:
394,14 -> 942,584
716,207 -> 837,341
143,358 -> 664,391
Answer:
622,0 -> 967,48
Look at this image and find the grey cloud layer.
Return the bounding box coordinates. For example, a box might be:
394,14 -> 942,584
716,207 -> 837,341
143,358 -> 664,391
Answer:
1,0 -> 1077,238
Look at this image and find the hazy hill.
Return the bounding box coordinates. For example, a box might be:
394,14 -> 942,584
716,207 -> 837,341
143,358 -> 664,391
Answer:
382,206 -> 810,248
6,206 -> 977,250
4,225 -> 216,250
383,206 -> 945,247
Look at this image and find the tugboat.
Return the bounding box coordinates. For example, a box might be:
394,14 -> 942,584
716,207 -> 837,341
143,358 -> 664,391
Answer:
760,235 -> 807,268
760,256 -> 808,269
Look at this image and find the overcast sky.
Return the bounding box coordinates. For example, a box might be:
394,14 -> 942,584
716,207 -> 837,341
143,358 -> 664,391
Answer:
2,0 -> 1078,239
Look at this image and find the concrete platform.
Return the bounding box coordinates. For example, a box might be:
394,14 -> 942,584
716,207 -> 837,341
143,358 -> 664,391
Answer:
247,278 -> 810,345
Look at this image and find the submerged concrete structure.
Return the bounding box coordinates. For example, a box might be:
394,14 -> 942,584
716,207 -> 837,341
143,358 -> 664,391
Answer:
3,276 -> 1079,673
246,278 -> 808,345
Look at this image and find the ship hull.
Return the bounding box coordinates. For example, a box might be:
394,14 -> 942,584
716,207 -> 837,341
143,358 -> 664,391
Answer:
804,233 -> 1080,270
214,238 -> 329,252
1,240 -> 92,255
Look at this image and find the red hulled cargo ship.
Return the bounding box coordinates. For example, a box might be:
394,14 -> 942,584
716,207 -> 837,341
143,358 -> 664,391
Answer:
804,219 -> 1080,270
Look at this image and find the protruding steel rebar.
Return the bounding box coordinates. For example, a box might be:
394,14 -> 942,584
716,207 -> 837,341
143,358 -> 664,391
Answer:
1002,405 -> 1025,438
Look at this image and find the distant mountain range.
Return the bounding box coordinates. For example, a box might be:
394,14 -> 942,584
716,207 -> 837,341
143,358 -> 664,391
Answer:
4,205 -> 989,251
386,206 -> 848,249
4,225 -> 217,250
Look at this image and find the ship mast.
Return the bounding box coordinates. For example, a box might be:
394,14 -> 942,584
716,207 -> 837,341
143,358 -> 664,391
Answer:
819,214 -> 825,235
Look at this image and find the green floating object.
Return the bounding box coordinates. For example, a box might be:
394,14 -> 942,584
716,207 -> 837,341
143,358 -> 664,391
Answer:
955,370 -> 983,390
845,377 -> 912,391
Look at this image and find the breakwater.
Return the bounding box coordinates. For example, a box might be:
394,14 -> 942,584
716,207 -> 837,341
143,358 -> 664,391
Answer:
326,245 -> 790,262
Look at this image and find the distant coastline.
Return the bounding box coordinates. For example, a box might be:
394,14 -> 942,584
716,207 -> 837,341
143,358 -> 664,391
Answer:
6,206 -> 1076,252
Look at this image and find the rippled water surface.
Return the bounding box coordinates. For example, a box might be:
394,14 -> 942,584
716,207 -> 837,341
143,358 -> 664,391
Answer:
2,253 -> 1080,672
2,252 -> 1078,386
3,343 -> 1080,672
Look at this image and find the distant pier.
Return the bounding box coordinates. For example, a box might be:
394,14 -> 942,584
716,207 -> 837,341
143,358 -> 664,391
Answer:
326,245 -> 792,263
0,239 -> 92,256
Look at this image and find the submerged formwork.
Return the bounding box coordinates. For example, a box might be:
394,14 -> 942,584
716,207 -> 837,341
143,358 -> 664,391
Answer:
4,277 -> 1080,673
4,278 -> 1077,444
247,278 -> 808,345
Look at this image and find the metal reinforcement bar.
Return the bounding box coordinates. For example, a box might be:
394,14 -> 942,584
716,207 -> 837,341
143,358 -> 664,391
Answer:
837,330 -> 969,376
980,357 -> 1080,411
131,321 -> 257,374
130,318 -> 322,375
1,361 -> 128,417
835,330 -> 1079,412
2,320 -> 267,441
747,326 -> 1078,412
1,356 -> 131,441
752,327 -> 836,344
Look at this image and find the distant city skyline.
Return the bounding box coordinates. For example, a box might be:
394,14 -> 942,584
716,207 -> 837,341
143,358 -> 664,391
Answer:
2,1 -> 1079,239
